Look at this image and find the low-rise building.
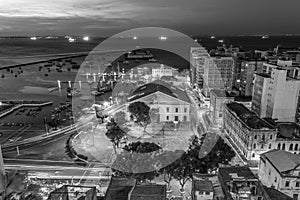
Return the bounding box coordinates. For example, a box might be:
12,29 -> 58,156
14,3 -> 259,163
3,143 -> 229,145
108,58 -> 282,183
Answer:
259,150 -> 300,199
218,166 -> 272,200
223,102 -> 277,162
192,178 -> 214,200
128,82 -> 191,122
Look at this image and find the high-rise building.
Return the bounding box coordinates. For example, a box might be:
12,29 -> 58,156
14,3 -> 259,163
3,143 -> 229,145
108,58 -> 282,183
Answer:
190,47 -> 210,88
203,56 -> 234,97
252,63 -> 300,122
239,60 -> 264,97
209,89 -> 234,126
252,73 -> 271,118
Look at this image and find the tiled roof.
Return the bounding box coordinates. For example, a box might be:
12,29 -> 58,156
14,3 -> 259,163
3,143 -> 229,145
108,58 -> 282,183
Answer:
218,166 -> 256,183
264,187 -> 293,200
261,149 -> 300,173
130,185 -> 166,200
105,176 -> 136,200
226,102 -> 274,130
128,82 -> 190,103
193,179 -> 213,192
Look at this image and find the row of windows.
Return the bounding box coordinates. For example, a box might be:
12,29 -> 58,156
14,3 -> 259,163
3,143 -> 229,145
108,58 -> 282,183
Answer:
253,143 -> 272,150
254,134 -> 273,140
278,143 -> 299,151
166,107 -> 187,113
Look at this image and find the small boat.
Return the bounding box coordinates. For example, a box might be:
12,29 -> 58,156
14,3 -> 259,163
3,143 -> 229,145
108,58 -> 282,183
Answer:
149,58 -> 157,62
262,35 -> 269,39
48,87 -> 59,92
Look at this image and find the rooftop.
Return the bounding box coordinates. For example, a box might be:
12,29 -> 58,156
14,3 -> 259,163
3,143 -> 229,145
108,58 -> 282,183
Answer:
255,72 -> 271,78
128,81 -> 190,103
210,89 -> 234,98
193,179 -> 214,193
261,150 -> 300,174
131,184 -> 167,200
226,102 -> 274,130
218,166 -> 256,183
105,176 -> 136,200
276,122 -> 300,140
264,187 -> 292,200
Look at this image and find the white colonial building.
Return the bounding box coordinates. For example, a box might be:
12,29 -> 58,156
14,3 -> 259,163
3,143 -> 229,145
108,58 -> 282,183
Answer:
127,82 -> 191,122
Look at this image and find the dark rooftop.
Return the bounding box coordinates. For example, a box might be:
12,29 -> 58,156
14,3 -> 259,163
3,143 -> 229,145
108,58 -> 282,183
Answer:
226,102 -> 274,130
105,176 -> 136,200
264,187 -> 292,200
193,179 -> 214,193
210,89 -> 234,98
131,185 -> 167,200
276,122 -> 300,140
218,166 -> 256,183
255,72 -> 271,78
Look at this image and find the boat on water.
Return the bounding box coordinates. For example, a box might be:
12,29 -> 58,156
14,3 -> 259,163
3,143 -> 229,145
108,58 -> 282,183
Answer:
48,87 -> 59,93
67,90 -> 81,97
149,58 -> 157,62
262,35 -> 269,39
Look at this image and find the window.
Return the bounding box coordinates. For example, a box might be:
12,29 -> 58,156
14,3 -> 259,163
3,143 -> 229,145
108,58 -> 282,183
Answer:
254,135 -> 257,139
282,143 -> 286,150
184,107 -> 187,113
252,153 -> 255,158
205,192 -> 210,195
262,134 -> 265,141
278,143 -> 281,149
166,107 -> 169,112
290,144 -> 294,151
253,143 -> 256,149
166,116 -> 169,121
296,182 -> 300,187
175,108 -> 179,113
285,181 -> 290,187
275,177 -> 277,183
295,144 -> 299,151
270,134 -> 273,140
293,194 -> 298,200
269,144 -> 272,149
261,144 -> 264,149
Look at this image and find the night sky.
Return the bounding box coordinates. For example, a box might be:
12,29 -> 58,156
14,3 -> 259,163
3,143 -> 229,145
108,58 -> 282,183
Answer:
0,0 -> 300,36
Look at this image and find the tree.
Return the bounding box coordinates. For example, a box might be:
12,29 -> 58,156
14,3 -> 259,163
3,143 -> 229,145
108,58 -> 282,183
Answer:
170,153 -> 194,192
105,119 -> 126,153
112,141 -> 162,183
128,101 -> 151,131
114,111 -> 127,126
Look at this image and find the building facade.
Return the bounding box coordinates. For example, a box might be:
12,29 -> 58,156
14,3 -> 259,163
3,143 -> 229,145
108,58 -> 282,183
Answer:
239,60 -> 264,97
203,56 -> 234,97
128,83 -> 191,122
259,150 -> 300,200
223,102 -> 277,162
252,63 -> 300,122
190,47 -> 210,88
209,89 -> 234,127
